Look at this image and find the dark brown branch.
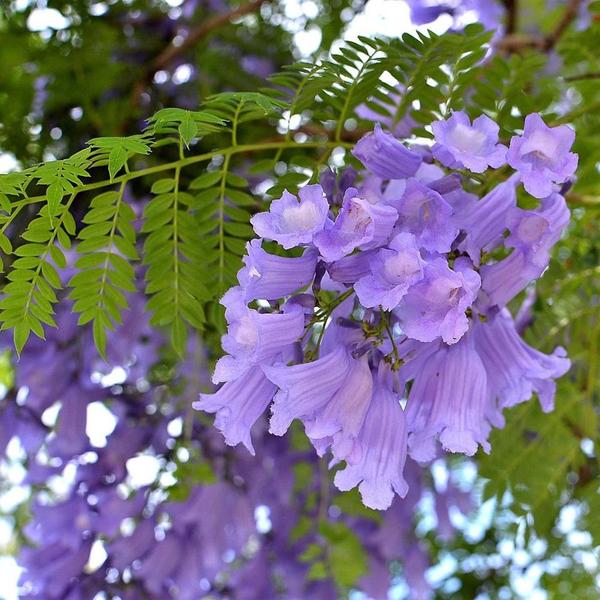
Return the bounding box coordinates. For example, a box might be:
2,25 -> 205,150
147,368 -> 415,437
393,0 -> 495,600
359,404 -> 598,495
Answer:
564,72 -> 600,82
503,0 -> 518,35
153,0 -> 267,72
498,0 -> 583,53
129,0 -> 267,108
545,0 -> 584,50
497,33 -> 544,53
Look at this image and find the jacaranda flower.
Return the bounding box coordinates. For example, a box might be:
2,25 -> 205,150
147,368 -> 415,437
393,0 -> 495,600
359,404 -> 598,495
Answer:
432,111 -> 507,173
507,113 -> 578,198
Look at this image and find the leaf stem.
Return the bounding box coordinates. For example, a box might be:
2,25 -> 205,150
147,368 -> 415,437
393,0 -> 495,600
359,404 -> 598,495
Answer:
6,140 -> 354,214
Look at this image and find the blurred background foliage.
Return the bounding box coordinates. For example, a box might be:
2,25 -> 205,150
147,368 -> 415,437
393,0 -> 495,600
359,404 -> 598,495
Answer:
0,0 -> 362,164
1,1 -> 600,598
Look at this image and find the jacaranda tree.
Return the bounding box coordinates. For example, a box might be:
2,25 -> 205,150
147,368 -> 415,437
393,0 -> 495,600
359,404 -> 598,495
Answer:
1,0 -> 600,598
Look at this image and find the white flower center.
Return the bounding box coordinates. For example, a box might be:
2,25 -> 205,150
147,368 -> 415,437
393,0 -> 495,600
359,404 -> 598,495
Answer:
281,201 -> 321,232
383,251 -> 421,283
447,123 -> 487,154
524,130 -> 558,161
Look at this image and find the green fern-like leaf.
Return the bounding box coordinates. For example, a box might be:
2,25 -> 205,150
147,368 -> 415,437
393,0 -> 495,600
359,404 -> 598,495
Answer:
68,184 -> 138,357
0,202 -> 76,353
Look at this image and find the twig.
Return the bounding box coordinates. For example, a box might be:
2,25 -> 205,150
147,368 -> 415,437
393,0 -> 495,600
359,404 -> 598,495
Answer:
503,0 -> 518,35
498,0 -> 583,53
130,0 -> 267,107
545,0 -> 584,50
564,72 -> 600,82
497,33 -> 545,53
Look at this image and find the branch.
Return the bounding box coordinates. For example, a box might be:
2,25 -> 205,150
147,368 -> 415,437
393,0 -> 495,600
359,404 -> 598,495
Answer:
503,0 -> 518,35
498,0 -> 583,53
153,0 -> 267,72
130,0 -> 267,107
564,72 -> 600,82
545,0 -> 584,50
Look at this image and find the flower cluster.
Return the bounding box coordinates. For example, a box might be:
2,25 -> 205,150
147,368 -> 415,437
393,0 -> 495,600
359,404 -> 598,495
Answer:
198,111 -> 575,510
0,248 -> 477,600
1,295 -> 473,599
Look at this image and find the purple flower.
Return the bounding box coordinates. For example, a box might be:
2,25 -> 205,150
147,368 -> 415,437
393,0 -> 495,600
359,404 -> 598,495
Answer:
334,367 -> 408,510
468,0 -> 505,30
164,484 -> 255,577
395,257 -> 480,344
432,112 -> 507,173
0,402 -> 46,458
353,124 -> 422,180
507,113 -> 578,198
354,232 -> 425,310
456,176 -> 518,265
407,0 -> 504,31
506,192 -> 570,262
319,166 -> 357,206
405,0 -> 454,24
250,185 -> 330,249
241,55 -> 275,79
386,178 -> 458,253
434,480 -> 474,542
328,250 -> 375,284
213,288 -> 305,383
304,354 -> 373,462
133,535 -> 183,594
481,193 -> 570,307
110,519 -> 157,570
405,332 -> 491,461
194,366 -> 277,454
237,239 -> 317,301
313,187 -> 397,261
473,309 -> 570,413
264,345 -> 352,436
19,539 -> 93,599
46,388 -> 89,459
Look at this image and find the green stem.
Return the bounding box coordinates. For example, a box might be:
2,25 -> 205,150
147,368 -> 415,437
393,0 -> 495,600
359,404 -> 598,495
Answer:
173,144 -> 182,322
218,153 -> 230,287
381,309 -> 400,369
96,180 -> 126,319
6,140 -> 354,214
313,288 -> 355,320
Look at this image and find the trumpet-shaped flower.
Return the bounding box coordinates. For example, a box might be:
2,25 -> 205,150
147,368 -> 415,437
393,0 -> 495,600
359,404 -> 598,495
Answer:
264,345 -> 352,436
507,113 -> 578,198
432,112 -> 507,173
386,178 -> 458,253
354,232 -> 425,310
194,366 -> 277,454
238,239 -> 317,301
214,289 -> 304,383
473,309 -> 570,412
250,185 -> 330,248
314,188 -> 397,261
352,124 -> 422,180
405,333 -> 491,461
334,367 -> 409,510
395,257 -> 480,344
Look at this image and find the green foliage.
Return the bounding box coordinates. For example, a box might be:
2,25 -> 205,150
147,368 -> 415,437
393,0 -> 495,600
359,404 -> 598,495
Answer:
300,521 -> 369,589
4,3 -> 600,597
0,30 -> 500,355
70,186 -> 138,357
